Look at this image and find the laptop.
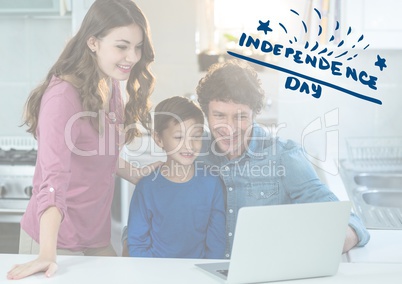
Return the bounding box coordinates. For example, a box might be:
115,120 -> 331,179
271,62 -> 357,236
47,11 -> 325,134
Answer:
195,201 -> 352,284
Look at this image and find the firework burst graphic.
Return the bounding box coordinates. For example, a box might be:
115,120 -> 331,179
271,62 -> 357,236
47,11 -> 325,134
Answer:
228,6 -> 387,105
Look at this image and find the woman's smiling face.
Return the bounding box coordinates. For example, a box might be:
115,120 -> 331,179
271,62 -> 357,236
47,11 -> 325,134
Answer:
88,23 -> 143,81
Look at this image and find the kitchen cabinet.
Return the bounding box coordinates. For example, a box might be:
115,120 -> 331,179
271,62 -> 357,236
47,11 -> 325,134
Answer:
341,0 -> 402,49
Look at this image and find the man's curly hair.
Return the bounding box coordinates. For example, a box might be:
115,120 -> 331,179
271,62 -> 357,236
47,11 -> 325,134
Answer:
196,59 -> 265,115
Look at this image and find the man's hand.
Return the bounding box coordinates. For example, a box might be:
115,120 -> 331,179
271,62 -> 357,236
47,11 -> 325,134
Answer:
342,225 -> 359,253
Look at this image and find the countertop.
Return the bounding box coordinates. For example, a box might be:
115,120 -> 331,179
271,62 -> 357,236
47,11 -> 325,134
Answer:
2,254 -> 402,284
347,230 -> 402,263
2,160 -> 400,283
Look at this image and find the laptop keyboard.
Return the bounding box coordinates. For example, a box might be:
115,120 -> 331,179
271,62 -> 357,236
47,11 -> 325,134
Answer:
217,269 -> 229,276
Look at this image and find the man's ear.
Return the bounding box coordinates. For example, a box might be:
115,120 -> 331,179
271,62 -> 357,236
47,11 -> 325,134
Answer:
152,130 -> 164,149
87,36 -> 98,52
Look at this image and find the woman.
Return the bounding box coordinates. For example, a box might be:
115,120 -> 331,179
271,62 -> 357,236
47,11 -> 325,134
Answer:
7,0 -> 159,280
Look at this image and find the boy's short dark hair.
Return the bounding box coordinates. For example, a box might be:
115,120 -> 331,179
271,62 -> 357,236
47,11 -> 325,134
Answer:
196,59 -> 265,115
154,96 -> 204,134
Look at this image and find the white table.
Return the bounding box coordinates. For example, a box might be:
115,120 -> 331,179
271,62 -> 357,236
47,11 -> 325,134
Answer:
347,230 -> 402,263
2,254 -> 402,284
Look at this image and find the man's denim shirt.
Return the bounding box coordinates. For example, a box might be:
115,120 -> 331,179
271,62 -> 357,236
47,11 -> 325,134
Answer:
196,123 -> 370,259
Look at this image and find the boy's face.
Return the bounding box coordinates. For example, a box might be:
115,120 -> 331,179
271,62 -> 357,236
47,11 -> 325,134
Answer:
206,100 -> 254,160
154,119 -> 204,166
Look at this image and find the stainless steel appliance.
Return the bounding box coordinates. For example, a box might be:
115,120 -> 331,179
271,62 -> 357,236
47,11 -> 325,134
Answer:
0,136 -> 37,253
0,136 -> 130,254
340,137 -> 402,230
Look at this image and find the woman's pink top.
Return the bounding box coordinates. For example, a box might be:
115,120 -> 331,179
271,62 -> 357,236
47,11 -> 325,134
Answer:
21,76 -> 124,251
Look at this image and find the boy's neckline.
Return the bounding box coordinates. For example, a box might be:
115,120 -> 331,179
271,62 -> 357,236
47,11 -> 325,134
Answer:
158,162 -> 195,184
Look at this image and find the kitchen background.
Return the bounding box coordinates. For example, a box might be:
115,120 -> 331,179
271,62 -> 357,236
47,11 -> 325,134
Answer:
0,0 -> 401,254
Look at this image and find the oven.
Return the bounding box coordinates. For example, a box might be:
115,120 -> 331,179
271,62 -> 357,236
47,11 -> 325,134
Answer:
0,136 -> 126,255
0,136 -> 37,253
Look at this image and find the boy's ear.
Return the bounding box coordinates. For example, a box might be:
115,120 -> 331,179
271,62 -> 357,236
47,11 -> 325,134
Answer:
152,131 -> 164,149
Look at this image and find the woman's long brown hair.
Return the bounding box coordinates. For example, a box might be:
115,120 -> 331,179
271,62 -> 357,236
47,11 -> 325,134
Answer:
23,0 -> 155,144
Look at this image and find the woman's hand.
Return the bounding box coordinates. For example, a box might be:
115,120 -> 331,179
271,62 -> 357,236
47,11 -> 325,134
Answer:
7,255 -> 58,280
8,206 -> 61,280
117,157 -> 163,185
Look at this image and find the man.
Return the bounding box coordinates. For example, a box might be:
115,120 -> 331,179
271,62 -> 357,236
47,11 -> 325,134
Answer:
195,59 -> 369,259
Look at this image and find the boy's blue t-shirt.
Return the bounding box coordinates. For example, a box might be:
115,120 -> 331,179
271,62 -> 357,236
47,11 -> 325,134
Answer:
127,166 -> 226,259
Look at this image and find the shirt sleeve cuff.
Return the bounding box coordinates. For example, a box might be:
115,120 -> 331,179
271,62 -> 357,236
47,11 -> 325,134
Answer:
349,212 -> 370,247
36,186 -> 66,221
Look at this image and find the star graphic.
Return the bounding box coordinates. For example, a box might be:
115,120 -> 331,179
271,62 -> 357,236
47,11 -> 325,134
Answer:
257,20 -> 273,35
374,55 -> 387,71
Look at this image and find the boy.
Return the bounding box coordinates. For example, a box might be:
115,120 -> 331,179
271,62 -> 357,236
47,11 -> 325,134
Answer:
127,96 -> 225,258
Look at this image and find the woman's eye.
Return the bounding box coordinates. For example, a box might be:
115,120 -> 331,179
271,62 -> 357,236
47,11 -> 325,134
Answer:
117,45 -> 128,50
135,44 -> 143,50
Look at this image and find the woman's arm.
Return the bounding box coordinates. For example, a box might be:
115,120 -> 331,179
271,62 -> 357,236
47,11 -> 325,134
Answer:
7,206 -> 62,280
116,157 -> 162,185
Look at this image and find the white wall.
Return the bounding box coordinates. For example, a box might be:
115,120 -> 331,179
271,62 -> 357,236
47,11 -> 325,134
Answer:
1,0 -> 401,153
134,0 -> 200,106
135,0 -> 283,124
276,49 -> 402,160
136,0 -> 402,157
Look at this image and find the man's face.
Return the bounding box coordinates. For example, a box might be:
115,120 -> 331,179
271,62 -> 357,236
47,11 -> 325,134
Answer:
206,100 -> 254,160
